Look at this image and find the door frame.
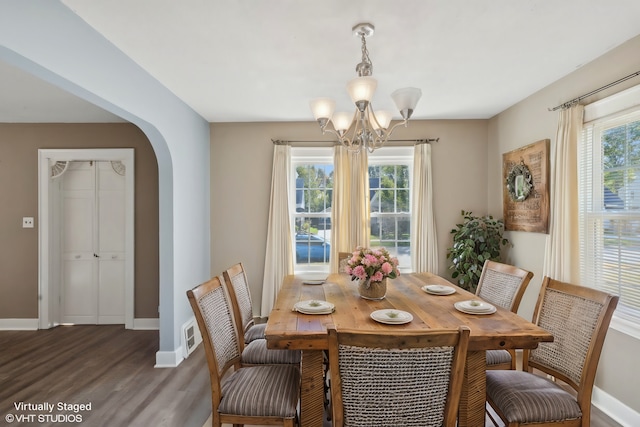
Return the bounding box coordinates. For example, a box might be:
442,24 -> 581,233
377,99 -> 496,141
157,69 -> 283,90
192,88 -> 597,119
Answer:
38,149 -> 135,329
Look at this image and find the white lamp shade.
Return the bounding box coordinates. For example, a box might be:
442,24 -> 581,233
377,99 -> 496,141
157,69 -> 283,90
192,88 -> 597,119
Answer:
369,110 -> 393,130
310,98 -> 335,120
390,87 -> 422,112
332,111 -> 353,132
346,76 -> 378,104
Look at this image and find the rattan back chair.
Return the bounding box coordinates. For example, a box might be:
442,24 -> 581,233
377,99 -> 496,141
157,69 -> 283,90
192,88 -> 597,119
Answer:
327,325 -> 470,427
222,262 -> 265,344
486,276 -> 618,427
186,276 -> 300,427
222,264 -> 301,366
476,260 -> 534,370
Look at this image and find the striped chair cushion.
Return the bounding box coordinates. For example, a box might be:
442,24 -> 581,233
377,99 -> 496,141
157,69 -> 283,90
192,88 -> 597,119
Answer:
245,323 -> 267,343
242,338 -> 301,365
486,349 -> 511,366
219,365 -> 300,417
486,370 -> 582,423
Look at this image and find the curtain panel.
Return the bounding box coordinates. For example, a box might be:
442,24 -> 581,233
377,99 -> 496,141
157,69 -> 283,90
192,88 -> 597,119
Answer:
330,146 -> 370,272
411,142 -> 439,273
261,144 -> 294,316
543,105 -> 584,282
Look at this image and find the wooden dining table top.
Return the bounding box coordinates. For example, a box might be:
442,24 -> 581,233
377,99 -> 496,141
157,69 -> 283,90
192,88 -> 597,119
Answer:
265,271 -> 553,352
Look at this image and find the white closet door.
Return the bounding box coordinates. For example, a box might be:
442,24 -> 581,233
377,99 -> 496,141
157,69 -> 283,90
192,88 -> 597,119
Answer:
96,161 -> 126,324
61,161 -> 98,324
61,161 -> 125,324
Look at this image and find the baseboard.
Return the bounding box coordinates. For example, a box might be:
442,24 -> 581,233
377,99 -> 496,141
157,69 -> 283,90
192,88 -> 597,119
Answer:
0,318 -> 160,331
592,386 -> 640,427
133,318 -> 160,330
0,318 -> 39,330
155,348 -> 185,368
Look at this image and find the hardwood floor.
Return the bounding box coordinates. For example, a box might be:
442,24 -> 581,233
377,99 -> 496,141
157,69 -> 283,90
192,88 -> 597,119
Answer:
0,325 -> 621,427
0,325 -> 211,427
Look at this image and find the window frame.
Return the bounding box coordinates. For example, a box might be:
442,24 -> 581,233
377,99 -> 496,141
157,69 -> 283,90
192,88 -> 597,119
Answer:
580,83 -> 640,339
290,147 -> 334,274
288,146 -> 415,274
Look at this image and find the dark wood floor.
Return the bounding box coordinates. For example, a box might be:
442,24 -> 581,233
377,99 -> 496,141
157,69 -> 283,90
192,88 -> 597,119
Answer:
0,325 -> 211,427
1,325 -> 621,427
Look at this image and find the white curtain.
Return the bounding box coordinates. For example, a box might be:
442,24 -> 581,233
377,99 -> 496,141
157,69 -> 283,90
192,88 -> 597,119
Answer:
261,144 -> 294,316
411,142 -> 439,273
543,105 -> 584,282
330,146 -> 370,272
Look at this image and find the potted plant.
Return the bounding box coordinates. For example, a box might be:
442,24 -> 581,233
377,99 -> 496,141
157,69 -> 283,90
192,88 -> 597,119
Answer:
446,210 -> 511,293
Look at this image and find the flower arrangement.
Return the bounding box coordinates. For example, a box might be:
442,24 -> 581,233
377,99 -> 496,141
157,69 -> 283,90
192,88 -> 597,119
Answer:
345,246 -> 400,284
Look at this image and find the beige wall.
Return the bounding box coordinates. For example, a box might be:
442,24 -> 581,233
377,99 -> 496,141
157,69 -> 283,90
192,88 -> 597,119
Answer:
488,34 -> 640,413
0,123 -> 159,319
210,119 -> 488,314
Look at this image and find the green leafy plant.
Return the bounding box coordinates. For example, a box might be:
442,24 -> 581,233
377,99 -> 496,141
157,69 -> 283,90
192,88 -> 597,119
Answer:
446,210 -> 511,293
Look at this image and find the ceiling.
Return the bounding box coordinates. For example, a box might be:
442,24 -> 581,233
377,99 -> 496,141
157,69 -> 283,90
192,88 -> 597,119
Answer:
3,0 -> 640,123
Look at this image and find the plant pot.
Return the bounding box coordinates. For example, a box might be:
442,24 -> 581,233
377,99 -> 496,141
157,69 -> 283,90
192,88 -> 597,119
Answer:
358,278 -> 387,300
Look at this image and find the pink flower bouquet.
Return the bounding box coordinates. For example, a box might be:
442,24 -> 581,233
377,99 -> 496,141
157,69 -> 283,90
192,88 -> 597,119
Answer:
345,246 -> 400,284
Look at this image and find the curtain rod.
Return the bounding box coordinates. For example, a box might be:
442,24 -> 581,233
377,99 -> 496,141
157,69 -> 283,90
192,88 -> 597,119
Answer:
548,70 -> 640,111
272,138 -> 439,146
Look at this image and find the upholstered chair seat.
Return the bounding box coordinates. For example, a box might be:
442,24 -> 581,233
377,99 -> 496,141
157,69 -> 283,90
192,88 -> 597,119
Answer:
218,364 -> 300,418
244,322 -> 267,344
485,348 -> 513,367
241,338 -> 301,365
486,370 -> 582,423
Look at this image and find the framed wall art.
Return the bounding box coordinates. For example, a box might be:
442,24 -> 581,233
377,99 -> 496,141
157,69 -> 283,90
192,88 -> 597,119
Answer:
502,139 -> 550,233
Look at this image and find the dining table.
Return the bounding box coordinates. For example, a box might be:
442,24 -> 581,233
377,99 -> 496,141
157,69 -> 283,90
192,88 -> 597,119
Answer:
264,272 -> 554,427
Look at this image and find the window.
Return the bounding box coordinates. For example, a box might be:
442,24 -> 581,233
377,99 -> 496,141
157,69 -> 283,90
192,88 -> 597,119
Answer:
291,148 -> 333,272
580,97 -> 640,325
290,146 -> 413,273
369,147 -> 413,271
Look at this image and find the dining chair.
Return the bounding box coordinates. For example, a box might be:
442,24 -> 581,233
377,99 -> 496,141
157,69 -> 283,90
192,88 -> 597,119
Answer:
486,276 -> 618,427
476,260 -> 533,370
222,264 -> 301,366
338,251 -> 352,273
327,325 -> 470,427
186,276 -> 301,427
222,262 -> 266,344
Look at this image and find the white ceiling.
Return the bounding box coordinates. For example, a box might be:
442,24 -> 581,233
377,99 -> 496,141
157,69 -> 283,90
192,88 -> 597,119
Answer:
3,0 -> 640,123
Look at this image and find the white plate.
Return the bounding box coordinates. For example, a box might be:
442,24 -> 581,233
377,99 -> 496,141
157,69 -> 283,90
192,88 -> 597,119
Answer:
293,300 -> 334,314
454,301 -> 496,315
299,274 -> 327,282
422,284 -> 456,295
370,309 -> 413,325
302,279 -> 325,285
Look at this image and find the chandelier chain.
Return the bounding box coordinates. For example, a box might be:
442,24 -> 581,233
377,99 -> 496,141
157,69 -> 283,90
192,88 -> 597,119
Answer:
359,33 -> 372,77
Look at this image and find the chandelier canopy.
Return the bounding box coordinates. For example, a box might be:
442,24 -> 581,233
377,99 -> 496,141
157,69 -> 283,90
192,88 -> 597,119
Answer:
310,23 -> 422,153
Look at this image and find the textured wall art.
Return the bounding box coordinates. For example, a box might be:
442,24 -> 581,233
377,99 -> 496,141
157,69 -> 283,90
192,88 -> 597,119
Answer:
502,139 -> 550,233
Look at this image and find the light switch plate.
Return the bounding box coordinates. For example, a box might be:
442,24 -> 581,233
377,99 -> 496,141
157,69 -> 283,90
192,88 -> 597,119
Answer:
22,217 -> 34,228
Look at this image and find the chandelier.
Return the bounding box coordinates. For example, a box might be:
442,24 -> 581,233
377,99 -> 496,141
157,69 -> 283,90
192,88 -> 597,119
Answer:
310,23 -> 422,153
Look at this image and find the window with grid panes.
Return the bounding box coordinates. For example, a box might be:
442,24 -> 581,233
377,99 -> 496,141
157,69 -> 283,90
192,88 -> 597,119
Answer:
580,95 -> 640,327
368,147 -> 413,272
291,148 -> 333,272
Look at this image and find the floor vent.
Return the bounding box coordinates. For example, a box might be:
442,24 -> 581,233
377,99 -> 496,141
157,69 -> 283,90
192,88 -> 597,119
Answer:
182,318 -> 202,358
